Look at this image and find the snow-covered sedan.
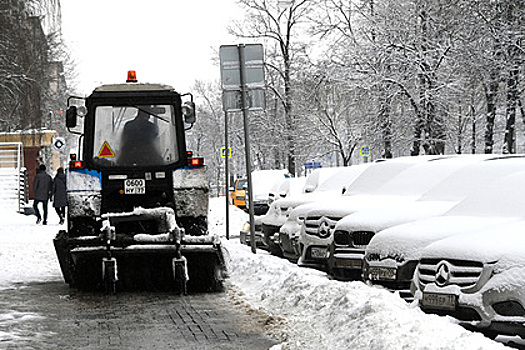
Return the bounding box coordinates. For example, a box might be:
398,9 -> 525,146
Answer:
413,221 -> 525,339
296,155 -> 469,271
327,155 -> 525,281
263,165 -> 370,259
363,170 -> 525,302
240,176 -> 306,250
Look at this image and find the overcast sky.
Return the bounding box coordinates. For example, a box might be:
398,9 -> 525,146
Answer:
61,0 -> 243,95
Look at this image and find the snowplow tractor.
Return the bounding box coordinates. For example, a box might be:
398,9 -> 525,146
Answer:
53,72 -> 226,293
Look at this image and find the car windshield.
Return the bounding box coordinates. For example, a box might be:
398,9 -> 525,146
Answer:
237,179 -> 247,190
92,105 -> 179,167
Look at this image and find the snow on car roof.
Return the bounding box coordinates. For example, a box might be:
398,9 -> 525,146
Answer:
265,164 -> 370,210
334,155 -> 525,233
343,155 -> 445,196
444,169 -> 525,217
314,164 -> 371,192
250,169 -> 290,197
367,154 -> 495,197
418,155 -> 525,201
302,167 -> 345,193
305,155 -> 490,217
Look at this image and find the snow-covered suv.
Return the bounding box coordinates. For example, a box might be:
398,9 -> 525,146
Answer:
296,155 -> 463,271
413,221 -> 525,339
327,155 -> 525,281
363,170 -> 525,302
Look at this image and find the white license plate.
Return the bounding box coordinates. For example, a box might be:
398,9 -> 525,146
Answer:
422,292 -> 457,310
124,179 -> 146,194
310,247 -> 327,259
368,266 -> 397,280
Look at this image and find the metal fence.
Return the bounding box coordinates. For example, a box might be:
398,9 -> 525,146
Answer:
0,142 -> 27,212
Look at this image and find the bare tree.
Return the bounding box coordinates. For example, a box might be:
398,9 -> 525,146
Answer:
230,0 -> 313,176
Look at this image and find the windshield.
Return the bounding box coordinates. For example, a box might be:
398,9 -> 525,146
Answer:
236,179 -> 247,190
92,105 -> 179,167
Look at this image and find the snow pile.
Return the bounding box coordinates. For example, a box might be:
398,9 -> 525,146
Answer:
224,242 -> 506,350
211,199 -> 508,350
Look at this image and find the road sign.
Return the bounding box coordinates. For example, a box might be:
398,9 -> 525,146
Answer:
305,161 -> 322,170
360,145 -> 371,157
220,44 -> 265,89
220,44 -> 266,111
220,147 -> 232,159
52,137 -> 66,152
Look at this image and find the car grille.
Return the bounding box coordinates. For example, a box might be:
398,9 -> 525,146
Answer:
304,216 -> 340,238
333,230 -> 375,248
418,258 -> 484,290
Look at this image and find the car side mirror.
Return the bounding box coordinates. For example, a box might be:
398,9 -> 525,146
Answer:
182,101 -> 196,124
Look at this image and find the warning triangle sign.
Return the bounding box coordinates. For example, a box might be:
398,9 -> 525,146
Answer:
98,141 -> 115,158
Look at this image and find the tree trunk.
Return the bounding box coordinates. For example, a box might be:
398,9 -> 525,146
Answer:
484,70 -> 499,154
503,64 -> 518,153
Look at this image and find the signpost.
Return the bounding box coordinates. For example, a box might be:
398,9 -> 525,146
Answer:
220,44 -> 265,252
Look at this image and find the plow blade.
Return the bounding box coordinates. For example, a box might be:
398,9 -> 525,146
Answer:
53,230 -> 227,293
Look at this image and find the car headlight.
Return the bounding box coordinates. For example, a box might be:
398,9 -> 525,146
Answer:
242,221 -> 250,231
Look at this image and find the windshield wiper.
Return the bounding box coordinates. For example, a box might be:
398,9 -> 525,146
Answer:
133,106 -> 170,123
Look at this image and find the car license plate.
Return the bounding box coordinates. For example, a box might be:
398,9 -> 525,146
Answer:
421,292 -> 457,310
124,179 -> 146,194
336,259 -> 362,269
310,247 -> 327,259
368,266 -> 397,280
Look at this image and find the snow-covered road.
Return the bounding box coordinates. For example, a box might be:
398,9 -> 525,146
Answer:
0,198 -> 521,349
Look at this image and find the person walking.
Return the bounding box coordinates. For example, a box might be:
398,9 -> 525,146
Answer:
52,167 -> 67,225
33,164 -> 53,225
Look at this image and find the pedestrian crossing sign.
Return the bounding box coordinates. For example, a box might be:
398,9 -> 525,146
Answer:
220,147 -> 232,159
360,145 -> 371,157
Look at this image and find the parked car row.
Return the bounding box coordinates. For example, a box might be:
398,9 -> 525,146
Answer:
239,154 -> 525,339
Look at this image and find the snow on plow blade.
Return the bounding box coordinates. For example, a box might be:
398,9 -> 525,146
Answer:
53,208 -> 227,293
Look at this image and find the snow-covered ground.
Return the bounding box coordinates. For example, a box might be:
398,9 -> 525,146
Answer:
0,198 -> 521,349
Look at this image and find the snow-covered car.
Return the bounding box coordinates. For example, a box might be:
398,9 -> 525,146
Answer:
268,176 -> 307,207
245,169 -> 290,215
327,155 -> 525,281
263,165 -> 370,258
240,176 -> 306,250
363,170 -> 525,302
413,221 -> 525,339
296,155 -> 467,271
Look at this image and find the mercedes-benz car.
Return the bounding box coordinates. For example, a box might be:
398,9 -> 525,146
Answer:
363,170 -> 525,302
413,221 -> 525,339
327,155 -> 525,282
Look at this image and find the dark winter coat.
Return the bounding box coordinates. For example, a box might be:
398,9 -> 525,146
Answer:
52,172 -> 67,208
33,169 -> 53,201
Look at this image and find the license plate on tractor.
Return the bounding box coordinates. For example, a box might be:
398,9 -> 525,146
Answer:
124,179 -> 146,194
